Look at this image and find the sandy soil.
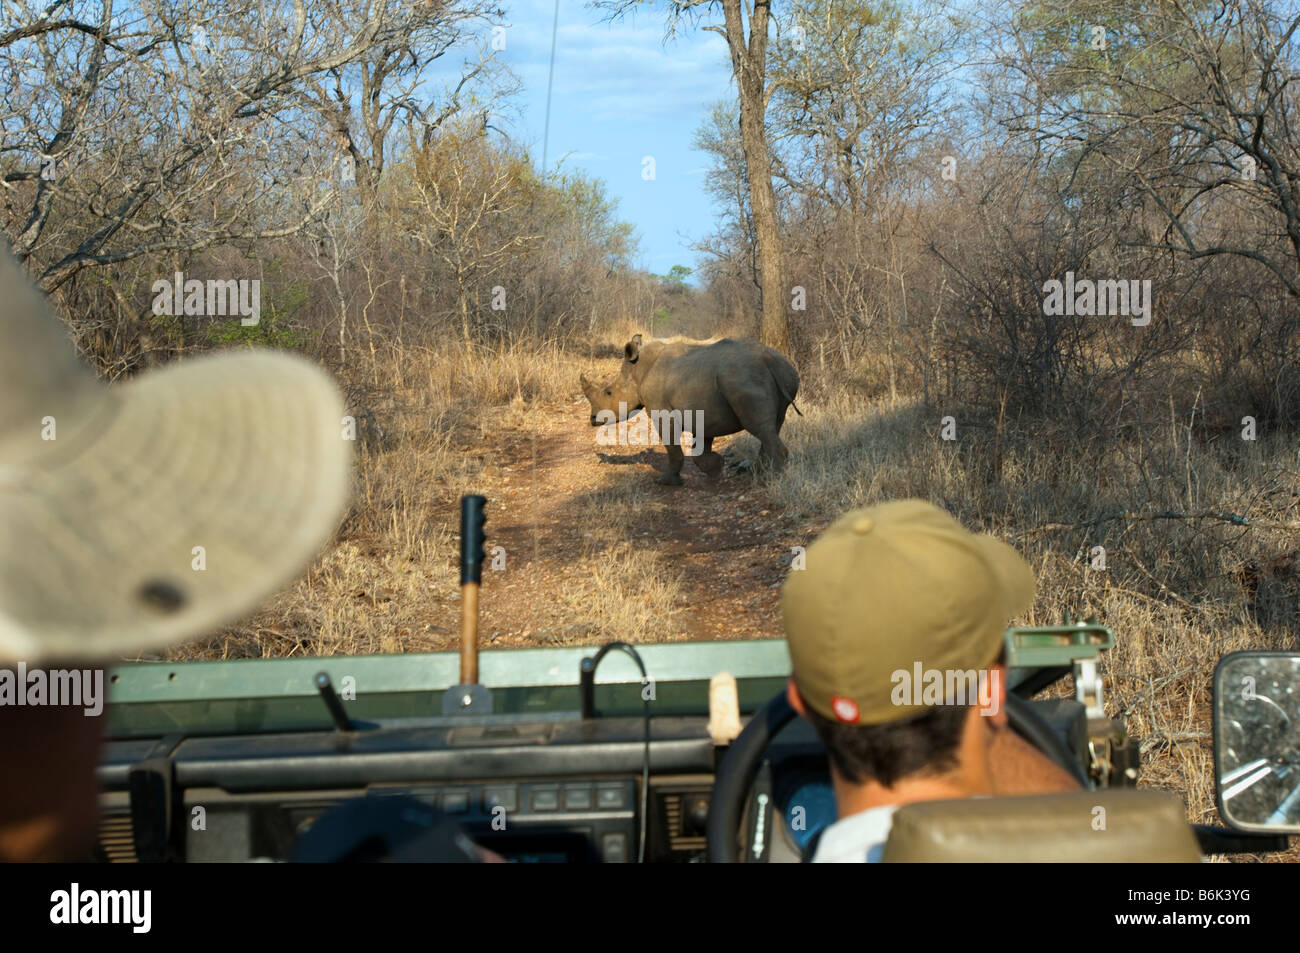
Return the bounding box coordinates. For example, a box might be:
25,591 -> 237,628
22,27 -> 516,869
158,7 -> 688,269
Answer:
437,400 -> 807,649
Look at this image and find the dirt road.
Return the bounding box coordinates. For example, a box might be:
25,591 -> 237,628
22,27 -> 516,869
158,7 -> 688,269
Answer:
458,398 -> 806,648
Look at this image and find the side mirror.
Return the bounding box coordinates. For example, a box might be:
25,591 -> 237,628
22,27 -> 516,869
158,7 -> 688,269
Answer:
1213,651 -> 1300,833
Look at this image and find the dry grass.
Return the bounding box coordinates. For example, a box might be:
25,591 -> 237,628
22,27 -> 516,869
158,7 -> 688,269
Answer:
175,332 -> 683,659
762,387 -> 1299,856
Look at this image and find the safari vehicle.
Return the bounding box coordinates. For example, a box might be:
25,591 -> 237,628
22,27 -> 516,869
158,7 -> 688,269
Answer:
96,498 -> 1298,863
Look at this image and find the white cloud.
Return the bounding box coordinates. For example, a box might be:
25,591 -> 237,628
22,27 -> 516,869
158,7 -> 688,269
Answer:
501,9 -> 731,122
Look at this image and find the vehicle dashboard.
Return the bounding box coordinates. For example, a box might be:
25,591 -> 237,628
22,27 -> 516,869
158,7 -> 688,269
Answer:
94,642 -> 1092,863
97,700 -> 1089,862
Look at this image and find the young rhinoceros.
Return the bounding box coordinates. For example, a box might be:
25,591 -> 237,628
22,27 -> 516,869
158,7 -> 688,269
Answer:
579,334 -> 802,485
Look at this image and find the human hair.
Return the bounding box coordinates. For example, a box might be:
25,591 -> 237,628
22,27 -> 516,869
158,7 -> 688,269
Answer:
802,702 -> 971,788
801,648 -> 1006,788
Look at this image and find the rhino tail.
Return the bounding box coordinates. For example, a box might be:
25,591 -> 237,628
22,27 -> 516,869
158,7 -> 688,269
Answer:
766,355 -> 803,416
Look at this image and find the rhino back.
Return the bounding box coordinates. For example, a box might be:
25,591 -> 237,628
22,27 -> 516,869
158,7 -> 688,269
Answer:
640,338 -> 795,409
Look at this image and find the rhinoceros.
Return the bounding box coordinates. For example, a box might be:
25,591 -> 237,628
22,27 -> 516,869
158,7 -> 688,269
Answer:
579,334 -> 802,485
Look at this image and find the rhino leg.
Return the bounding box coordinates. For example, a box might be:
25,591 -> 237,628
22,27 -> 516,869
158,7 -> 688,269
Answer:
754,425 -> 789,473
730,392 -> 789,473
696,437 -> 724,479
657,442 -> 686,485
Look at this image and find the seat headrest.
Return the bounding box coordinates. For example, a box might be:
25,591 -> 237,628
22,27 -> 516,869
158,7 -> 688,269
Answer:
882,789 -> 1203,862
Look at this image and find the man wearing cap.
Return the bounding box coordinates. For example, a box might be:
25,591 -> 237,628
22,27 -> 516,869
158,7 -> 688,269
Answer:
0,247 -> 351,860
782,500 -> 1080,862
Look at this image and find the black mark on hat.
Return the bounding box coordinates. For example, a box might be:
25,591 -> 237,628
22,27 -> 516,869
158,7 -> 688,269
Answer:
138,579 -> 185,613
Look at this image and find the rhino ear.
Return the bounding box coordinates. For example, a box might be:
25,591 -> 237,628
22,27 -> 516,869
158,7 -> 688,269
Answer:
625,334 -> 643,364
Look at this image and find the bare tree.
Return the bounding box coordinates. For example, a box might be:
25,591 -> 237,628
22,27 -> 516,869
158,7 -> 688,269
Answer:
767,0 -> 965,212
394,121 -> 539,344
0,1 -> 489,291
298,0 -> 508,206
993,0 -> 1300,295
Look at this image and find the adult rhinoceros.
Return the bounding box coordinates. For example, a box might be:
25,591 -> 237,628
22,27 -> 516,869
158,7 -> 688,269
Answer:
579,334 -> 802,485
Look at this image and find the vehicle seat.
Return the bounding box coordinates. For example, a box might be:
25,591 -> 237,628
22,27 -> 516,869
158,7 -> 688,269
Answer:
881,789 -> 1203,862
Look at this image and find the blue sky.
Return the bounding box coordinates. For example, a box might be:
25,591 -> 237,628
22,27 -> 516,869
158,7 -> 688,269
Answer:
482,1 -> 736,277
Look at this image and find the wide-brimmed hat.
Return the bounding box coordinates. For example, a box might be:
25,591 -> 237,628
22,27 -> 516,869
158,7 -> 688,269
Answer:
0,249 -> 351,664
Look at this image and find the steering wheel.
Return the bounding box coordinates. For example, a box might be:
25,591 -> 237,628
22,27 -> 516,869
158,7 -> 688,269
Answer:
704,689 -> 1091,862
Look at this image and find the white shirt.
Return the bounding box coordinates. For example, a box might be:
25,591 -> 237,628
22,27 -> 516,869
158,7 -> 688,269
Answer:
811,805 -> 899,863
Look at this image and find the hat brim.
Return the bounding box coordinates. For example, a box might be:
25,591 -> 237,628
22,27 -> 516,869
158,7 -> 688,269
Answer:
976,534 -> 1037,628
0,350 -> 351,664
957,532 -> 1037,675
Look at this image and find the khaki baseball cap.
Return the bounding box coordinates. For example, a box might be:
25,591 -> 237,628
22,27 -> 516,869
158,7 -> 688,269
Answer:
782,499 -> 1035,725
0,248 -> 352,664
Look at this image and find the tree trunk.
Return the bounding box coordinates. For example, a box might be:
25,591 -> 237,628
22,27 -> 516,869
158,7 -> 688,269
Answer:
721,0 -> 787,352
459,278 -> 471,345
